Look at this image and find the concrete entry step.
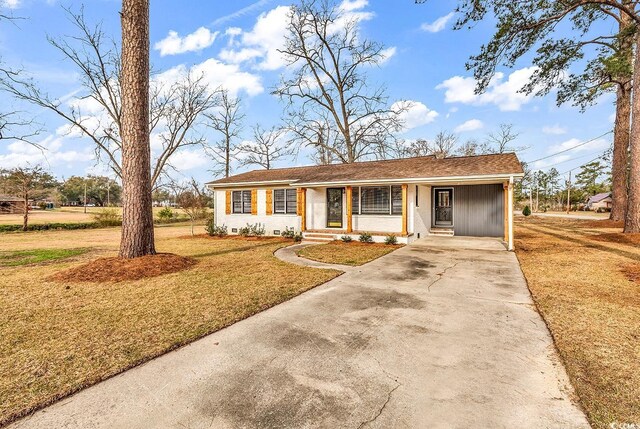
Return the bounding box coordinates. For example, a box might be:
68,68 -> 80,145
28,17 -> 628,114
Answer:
303,233 -> 338,239
430,228 -> 454,236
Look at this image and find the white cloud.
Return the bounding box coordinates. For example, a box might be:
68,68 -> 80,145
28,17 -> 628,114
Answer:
542,125 -> 567,135
421,12 -> 455,33
547,137 -> 609,155
379,47 -> 397,64
155,27 -> 218,57
335,0 -> 374,25
0,135 -> 91,169
1,0 -> 20,9
454,119 -> 484,133
393,100 -> 439,131
219,5 -> 291,71
157,59 -> 263,98
533,155 -> 571,169
436,67 -> 537,111
167,149 -> 209,171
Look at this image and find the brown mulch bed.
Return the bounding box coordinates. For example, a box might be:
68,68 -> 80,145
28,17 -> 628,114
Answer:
579,219 -> 624,229
49,253 -> 197,283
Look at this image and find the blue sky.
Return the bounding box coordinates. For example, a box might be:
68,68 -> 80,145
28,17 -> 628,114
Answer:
0,0 -> 616,184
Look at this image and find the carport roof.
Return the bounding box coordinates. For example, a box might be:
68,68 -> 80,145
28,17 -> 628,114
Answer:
207,153 -> 524,187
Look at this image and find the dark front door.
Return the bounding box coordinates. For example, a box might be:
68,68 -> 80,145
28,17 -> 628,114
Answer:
434,189 -> 453,226
327,188 -> 343,228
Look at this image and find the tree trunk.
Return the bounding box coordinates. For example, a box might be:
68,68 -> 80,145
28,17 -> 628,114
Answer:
118,0 -> 156,258
624,31 -> 640,233
611,8 -> 633,222
22,195 -> 28,232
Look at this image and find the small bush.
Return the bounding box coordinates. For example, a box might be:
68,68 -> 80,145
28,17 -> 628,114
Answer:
281,227 -> 304,242
384,234 -> 398,245
0,222 -> 100,233
522,205 -> 531,216
359,232 -> 373,243
249,223 -> 266,237
92,208 -> 122,227
238,225 -> 251,237
157,207 -> 175,221
341,235 -> 353,243
293,232 -> 303,243
206,221 -> 228,238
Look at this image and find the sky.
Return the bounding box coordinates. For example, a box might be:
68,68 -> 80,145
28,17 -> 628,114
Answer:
0,0 -> 617,185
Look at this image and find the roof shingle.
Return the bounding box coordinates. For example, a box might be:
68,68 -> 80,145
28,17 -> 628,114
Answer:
208,153 -> 524,186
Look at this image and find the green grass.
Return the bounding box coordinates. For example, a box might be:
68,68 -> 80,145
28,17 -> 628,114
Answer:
0,248 -> 87,267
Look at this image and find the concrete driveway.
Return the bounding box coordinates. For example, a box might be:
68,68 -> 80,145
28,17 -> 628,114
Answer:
11,237 -> 589,429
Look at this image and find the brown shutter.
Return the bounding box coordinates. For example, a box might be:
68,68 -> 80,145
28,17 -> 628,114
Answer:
225,191 -> 231,215
296,188 -> 303,215
251,189 -> 258,215
266,189 -> 273,215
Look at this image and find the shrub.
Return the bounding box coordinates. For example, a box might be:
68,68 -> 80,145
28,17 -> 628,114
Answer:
249,223 -> 266,236
206,221 -> 228,238
384,234 -> 398,245
340,235 -> 353,243
522,205 -> 531,216
281,227 -> 296,239
92,208 -> 122,227
157,207 -> 175,222
238,225 -> 251,236
293,232 -> 303,243
358,232 -> 373,243
0,222 -> 99,233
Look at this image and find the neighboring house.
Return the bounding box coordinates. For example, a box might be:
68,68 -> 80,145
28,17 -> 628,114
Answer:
586,192 -> 612,211
207,153 -> 524,250
0,195 -> 26,214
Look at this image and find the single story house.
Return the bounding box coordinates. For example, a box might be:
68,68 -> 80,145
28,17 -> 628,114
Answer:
586,192 -> 612,211
0,195 -> 25,214
207,153 -> 524,250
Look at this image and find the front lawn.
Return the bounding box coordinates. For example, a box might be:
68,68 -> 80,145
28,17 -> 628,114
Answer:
297,241 -> 401,266
515,216 -> 640,429
0,226 -> 339,426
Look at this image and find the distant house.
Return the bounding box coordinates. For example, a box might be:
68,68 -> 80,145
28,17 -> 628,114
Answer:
0,195 -> 25,214
207,153 -> 524,250
586,192 -> 612,211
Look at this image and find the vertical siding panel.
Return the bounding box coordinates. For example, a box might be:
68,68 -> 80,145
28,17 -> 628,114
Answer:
452,184 -> 504,237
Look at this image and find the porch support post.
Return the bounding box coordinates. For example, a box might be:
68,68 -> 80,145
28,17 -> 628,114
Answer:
346,186 -> 353,233
300,188 -> 307,232
503,183 -> 509,244
508,177 -> 514,251
401,184 -> 408,236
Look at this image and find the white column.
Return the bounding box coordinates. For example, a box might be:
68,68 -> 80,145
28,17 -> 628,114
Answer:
508,176 -> 514,251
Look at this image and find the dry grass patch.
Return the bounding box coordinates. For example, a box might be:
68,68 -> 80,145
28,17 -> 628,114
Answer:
0,226 -> 339,426
515,217 -> 640,428
297,241 -> 401,266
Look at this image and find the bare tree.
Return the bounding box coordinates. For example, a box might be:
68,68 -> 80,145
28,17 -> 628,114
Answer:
0,166 -> 57,231
238,125 -> 292,170
176,178 -> 211,236
0,8 -> 215,187
456,139 -> 481,157
0,110 -> 41,146
274,0 -> 405,164
484,123 -> 526,154
432,131 -> 457,159
119,0 -> 154,258
204,89 -> 244,178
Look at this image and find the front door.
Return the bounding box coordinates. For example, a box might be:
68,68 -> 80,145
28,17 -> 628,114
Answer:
326,188 -> 343,228
434,188 -> 453,226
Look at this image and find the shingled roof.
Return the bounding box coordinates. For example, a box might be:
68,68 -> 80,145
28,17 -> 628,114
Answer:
207,153 -> 524,187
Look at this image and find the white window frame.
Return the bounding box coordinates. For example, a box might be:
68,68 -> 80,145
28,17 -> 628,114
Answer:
232,190 -> 252,214
273,188 -> 297,215
352,185 -> 403,216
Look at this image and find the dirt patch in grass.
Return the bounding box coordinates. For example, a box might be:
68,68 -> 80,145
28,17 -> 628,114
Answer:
0,248 -> 87,267
49,253 -> 197,283
297,241 -> 401,266
515,217 -> 640,428
0,226 -> 340,426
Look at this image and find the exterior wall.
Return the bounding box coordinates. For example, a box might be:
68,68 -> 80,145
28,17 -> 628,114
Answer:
413,184 -> 431,239
352,215 -> 402,233
0,200 -> 25,214
214,188 -> 300,236
438,184 -> 504,237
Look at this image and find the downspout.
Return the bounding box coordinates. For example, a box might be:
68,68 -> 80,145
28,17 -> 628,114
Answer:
508,176 -> 515,251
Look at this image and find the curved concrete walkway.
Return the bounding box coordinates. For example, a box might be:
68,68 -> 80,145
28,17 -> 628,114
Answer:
274,242 -> 356,271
